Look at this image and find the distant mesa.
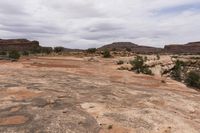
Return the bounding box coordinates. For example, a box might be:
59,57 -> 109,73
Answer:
164,41 -> 200,54
0,39 -> 199,54
0,39 -> 40,51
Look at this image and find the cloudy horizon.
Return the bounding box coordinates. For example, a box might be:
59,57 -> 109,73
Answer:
0,0 -> 200,49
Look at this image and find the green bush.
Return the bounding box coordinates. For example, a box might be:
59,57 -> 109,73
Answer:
8,51 -> 20,60
54,47 -> 65,53
130,56 -> 152,75
171,60 -> 185,81
103,49 -> 111,58
86,48 -> 97,53
185,71 -> 200,89
0,51 -> 7,55
22,51 -> 29,56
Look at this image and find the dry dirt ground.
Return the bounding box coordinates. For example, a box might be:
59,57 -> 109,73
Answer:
0,56 -> 200,133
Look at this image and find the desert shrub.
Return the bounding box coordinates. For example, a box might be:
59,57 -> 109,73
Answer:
156,54 -> 160,60
144,56 -> 148,62
185,71 -> 200,89
103,49 -> 111,58
171,60 -> 185,81
54,47 -> 65,53
22,51 -> 29,56
112,48 -> 117,51
171,55 -> 179,59
126,47 -> 131,52
42,47 -> 53,54
130,56 -> 152,75
117,60 -> 124,65
117,66 -> 129,70
0,51 -> 7,55
30,48 -> 42,54
108,125 -> 113,130
190,57 -> 200,60
86,48 -> 97,53
161,79 -> 166,83
8,51 -> 20,60
143,67 -> 153,75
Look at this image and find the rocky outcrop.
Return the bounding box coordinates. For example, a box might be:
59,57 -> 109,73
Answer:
98,42 -> 162,54
0,39 -> 41,51
164,42 -> 200,54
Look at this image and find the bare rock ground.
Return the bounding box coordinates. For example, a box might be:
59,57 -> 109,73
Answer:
0,56 -> 199,133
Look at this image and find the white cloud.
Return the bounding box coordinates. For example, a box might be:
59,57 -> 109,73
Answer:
0,0 -> 199,48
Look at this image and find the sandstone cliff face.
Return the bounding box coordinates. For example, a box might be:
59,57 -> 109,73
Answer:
0,39 -> 40,51
164,42 -> 200,54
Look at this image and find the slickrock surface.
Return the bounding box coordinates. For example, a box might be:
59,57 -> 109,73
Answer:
0,56 -> 199,133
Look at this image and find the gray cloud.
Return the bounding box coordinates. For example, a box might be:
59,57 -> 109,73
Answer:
0,0 -> 200,49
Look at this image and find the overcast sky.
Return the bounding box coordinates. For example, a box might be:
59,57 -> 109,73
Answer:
0,0 -> 200,49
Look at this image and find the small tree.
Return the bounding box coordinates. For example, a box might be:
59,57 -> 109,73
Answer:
130,56 -> 152,75
9,51 -> 20,60
171,60 -> 185,81
103,49 -> 111,58
86,48 -> 97,54
54,47 -> 65,53
185,71 -> 200,89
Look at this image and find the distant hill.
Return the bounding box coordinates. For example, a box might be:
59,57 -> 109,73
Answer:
98,42 -> 162,54
164,42 -> 200,54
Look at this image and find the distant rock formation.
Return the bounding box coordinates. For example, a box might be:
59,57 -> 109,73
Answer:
0,39 -> 41,51
98,42 -> 162,54
164,42 -> 200,54
99,41 -> 200,54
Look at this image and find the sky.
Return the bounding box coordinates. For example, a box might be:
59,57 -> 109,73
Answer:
0,0 -> 200,49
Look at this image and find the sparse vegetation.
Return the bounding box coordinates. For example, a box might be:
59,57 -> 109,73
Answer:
117,60 -> 124,65
157,54 -> 160,60
171,60 -> 185,81
8,50 -> 20,60
22,51 -> 29,56
54,47 -> 65,53
86,48 -> 97,54
117,66 -> 129,70
185,71 -> 200,89
161,79 -> 166,83
112,48 -> 117,51
0,51 -> 7,56
42,47 -> 53,54
130,56 -> 152,75
108,125 -> 113,130
103,49 -> 111,58
126,47 -> 131,52
144,56 -> 148,62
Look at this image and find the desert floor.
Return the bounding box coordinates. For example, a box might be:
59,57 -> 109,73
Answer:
0,56 -> 199,133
